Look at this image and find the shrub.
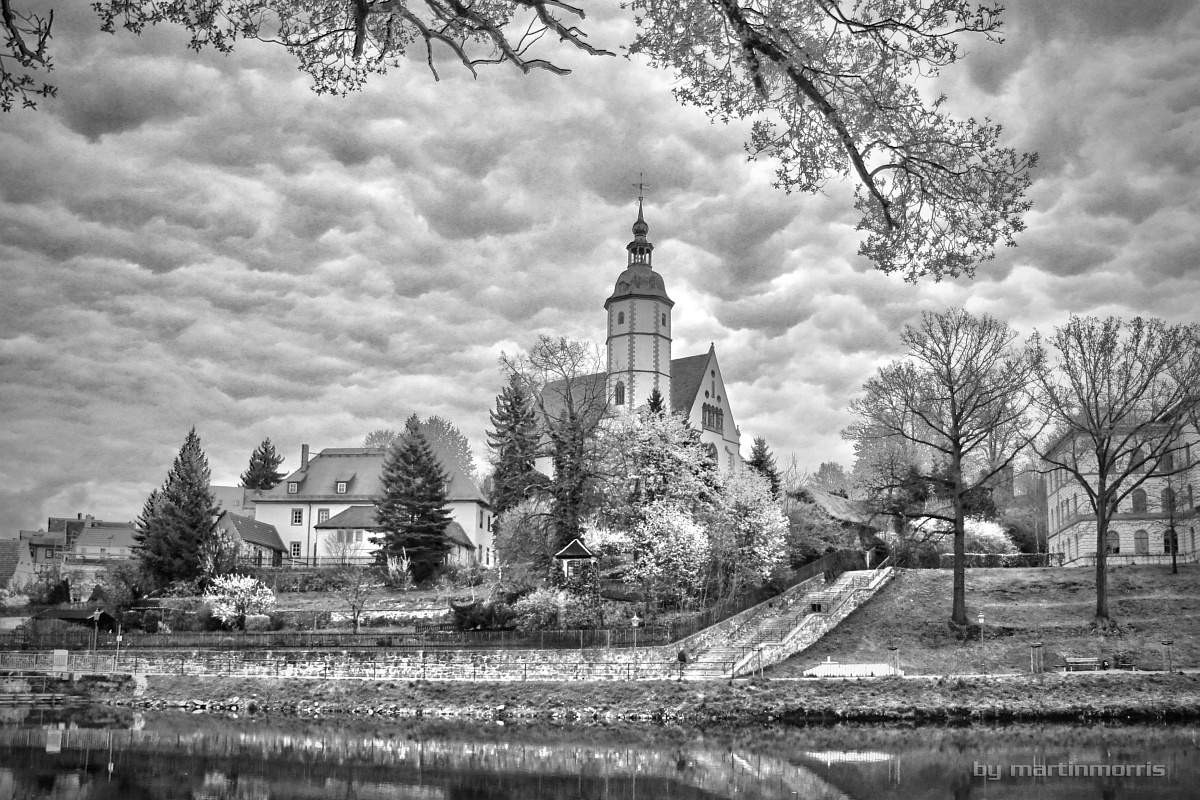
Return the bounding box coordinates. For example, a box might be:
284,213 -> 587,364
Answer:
244,614 -> 273,631
511,589 -> 560,631
203,575 -> 276,629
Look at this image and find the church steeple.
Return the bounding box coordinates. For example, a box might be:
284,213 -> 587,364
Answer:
626,199 -> 654,267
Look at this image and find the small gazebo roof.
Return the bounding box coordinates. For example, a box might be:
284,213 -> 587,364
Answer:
553,538 -> 595,560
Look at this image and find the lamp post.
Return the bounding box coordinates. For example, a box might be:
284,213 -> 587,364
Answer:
89,609 -> 101,654
1162,640 -> 1174,673
887,645 -> 899,676
1030,642 -> 1043,674
631,614 -> 641,649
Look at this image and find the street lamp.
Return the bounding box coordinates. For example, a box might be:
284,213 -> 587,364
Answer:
1161,640 -> 1174,673
631,614 -> 641,649
89,609 -> 101,655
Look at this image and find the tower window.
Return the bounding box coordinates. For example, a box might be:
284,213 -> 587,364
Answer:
661,313 -> 667,325
615,381 -> 625,406
617,312 -> 625,325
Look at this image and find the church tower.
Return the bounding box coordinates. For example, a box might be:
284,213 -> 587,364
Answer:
605,200 -> 673,410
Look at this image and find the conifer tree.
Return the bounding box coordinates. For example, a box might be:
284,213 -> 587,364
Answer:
134,427 -> 222,589
647,388 -> 666,415
748,437 -> 782,499
373,417 -> 453,577
239,437 -> 286,490
486,373 -> 542,515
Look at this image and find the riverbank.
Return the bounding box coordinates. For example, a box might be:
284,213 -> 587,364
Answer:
95,671 -> 1200,724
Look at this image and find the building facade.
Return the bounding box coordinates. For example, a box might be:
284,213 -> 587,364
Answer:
1046,423 -> 1199,567
254,444 -> 494,567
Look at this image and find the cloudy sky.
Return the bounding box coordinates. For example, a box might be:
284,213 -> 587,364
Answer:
2,0 -> 1197,531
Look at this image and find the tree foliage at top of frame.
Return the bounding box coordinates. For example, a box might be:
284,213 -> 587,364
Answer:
4,0 -> 1035,280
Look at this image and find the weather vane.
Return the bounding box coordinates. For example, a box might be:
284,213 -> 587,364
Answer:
632,172 -> 650,203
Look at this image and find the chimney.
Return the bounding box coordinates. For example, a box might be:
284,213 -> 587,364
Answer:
301,444 -> 309,469
77,513 -> 83,520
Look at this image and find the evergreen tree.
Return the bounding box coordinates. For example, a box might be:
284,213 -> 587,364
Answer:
646,388 -> 666,415
748,437 -> 782,499
239,437 -> 286,490
134,427 -> 222,589
486,373 -> 542,515
373,421 -> 453,578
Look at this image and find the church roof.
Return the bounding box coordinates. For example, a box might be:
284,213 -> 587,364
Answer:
605,264 -> 673,306
669,351 -> 711,414
538,371 -> 608,423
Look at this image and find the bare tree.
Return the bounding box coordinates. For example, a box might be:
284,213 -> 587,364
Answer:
503,336 -> 611,568
6,1 -> 1033,278
336,566 -> 382,634
1035,316 -> 1200,630
844,308 -> 1042,625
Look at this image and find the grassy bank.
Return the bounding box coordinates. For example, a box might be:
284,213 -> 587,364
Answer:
117,671 -> 1200,724
769,565 -> 1200,677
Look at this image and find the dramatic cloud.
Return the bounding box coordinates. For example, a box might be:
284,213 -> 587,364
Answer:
1,0 -> 1197,531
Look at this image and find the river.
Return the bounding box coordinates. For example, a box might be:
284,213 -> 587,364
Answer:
1,707 -> 1197,799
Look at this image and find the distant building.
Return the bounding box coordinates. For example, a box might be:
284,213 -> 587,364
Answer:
215,511 -> 288,567
253,443 -> 494,567
0,539 -> 36,591
1046,416 -> 1199,567
212,486 -> 263,518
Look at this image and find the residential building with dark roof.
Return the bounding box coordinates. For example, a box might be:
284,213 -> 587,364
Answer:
543,202 -> 744,471
216,511 -> 289,567
0,539 -> 36,591
254,443 -> 494,567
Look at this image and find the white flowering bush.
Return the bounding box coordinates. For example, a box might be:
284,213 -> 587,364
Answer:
963,518 -> 1018,554
627,501 -> 711,609
202,575 -> 276,629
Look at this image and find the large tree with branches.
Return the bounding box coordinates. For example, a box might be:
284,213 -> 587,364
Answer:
1034,316 -> 1200,631
5,0 -> 1034,279
844,308 -> 1042,625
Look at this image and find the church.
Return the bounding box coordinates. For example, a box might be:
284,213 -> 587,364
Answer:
600,201 -> 743,470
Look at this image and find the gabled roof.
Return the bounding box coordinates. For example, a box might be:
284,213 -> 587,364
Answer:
445,521 -> 475,550
220,511 -> 287,552
74,526 -> 137,550
314,505 -> 381,530
540,371 -> 609,424
261,444 -> 487,505
0,540 -> 23,585
554,537 -> 595,559
804,487 -> 880,528
669,351 -> 711,414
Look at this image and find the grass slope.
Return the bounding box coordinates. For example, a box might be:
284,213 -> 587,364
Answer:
767,565 -> 1200,677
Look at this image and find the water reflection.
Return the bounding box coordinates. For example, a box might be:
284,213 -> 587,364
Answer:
0,708 -> 1197,799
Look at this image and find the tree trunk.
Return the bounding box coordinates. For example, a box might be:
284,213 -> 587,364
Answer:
951,449 -> 967,626
1094,509 -> 1112,631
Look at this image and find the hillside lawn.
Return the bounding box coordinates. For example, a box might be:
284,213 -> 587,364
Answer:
768,564 -> 1200,677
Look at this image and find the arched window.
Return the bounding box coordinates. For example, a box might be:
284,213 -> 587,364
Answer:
1106,531 -> 1120,554
661,313 -> 667,326
1131,489 -> 1147,513
1135,529 -> 1149,555
615,381 -> 625,406
1162,487 -> 1176,513
1130,447 -> 1144,471
1161,451 -> 1174,472
617,311 -> 625,325
1164,528 -> 1178,554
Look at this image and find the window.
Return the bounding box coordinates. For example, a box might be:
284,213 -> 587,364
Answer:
1164,528 -> 1178,554
1130,448 -> 1144,471
615,381 -> 625,405
661,313 -> 667,325
317,508 -> 330,524
617,311 -> 625,325
291,508 -> 303,526
287,482 -> 299,494
291,542 -> 301,558
336,482 -> 347,494
1161,451 -> 1174,472
1105,531 -> 1119,554
255,550 -> 264,567
1135,529 -> 1149,555
1131,489 -> 1147,513
1162,488 -> 1176,513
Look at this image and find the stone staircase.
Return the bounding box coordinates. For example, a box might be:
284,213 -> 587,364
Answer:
682,565 -> 895,679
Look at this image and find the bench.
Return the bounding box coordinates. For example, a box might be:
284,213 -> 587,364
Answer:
1116,653 -> 1136,671
1065,656 -> 1100,671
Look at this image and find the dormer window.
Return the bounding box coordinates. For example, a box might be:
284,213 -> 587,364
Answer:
336,482 -> 347,494
287,482 -> 299,494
